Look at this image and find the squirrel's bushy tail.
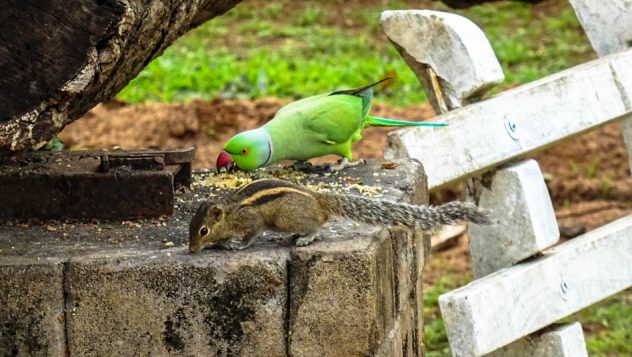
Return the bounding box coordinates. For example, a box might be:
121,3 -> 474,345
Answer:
315,192 -> 491,230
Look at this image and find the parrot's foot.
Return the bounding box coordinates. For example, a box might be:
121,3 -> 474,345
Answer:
287,161 -> 314,172
287,159 -> 366,174
325,158 -> 366,172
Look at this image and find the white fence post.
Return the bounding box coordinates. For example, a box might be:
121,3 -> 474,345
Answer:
468,160 -> 559,278
568,0 -> 632,173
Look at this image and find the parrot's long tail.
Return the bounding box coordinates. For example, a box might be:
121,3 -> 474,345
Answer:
364,115 -> 448,128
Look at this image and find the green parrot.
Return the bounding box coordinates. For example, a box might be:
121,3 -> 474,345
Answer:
216,78 -> 447,171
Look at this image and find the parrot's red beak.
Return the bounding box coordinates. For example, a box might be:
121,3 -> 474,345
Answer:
216,151 -> 234,173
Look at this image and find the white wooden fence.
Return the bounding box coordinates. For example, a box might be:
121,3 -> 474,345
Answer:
380,1 -> 632,356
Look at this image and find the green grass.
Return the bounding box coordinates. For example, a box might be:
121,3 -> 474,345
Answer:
424,275 -> 470,357
565,290 -> 632,356
117,0 -> 593,107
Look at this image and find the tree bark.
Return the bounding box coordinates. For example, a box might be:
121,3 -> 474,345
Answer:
0,0 -> 241,151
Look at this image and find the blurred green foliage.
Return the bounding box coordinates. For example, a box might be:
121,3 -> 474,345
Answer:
117,0 -> 592,107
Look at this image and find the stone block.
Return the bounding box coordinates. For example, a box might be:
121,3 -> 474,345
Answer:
374,310 -> 416,357
287,226 -> 425,356
65,249 -> 288,356
288,228 -> 396,356
0,257 -> 65,357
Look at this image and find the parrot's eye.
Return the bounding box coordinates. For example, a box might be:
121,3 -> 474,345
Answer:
199,227 -> 209,237
241,148 -> 248,155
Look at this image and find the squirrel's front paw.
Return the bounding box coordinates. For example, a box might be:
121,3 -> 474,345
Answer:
294,233 -> 317,247
220,240 -> 249,250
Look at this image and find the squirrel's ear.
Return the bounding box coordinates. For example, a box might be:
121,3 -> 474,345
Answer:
208,205 -> 224,220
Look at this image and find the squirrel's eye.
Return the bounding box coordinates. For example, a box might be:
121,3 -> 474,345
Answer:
241,148 -> 248,155
200,227 -> 209,236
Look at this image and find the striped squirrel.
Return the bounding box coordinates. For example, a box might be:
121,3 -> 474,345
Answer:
188,178 -> 491,252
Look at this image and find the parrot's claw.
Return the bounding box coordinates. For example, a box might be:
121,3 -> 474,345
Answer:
287,158 -> 366,174
325,158 -> 366,172
287,161 -> 314,172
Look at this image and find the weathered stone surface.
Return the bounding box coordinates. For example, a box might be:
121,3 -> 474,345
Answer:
288,228 -> 395,356
0,258 -> 65,357
65,249 -> 288,356
374,310 -> 416,357
287,223 -> 427,356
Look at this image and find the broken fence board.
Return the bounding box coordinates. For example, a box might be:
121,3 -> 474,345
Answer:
380,10 -> 504,111
439,214 -> 632,356
385,49 -> 632,190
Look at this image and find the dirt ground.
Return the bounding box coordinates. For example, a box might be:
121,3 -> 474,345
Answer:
59,98 -> 632,281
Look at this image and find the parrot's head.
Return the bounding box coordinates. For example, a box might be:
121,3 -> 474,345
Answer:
217,128 -> 272,171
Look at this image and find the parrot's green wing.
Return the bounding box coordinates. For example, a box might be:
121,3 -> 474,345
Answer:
299,78 -> 391,144
300,94 -> 365,144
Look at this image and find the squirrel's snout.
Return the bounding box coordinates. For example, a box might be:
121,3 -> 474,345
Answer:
188,244 -> 200,254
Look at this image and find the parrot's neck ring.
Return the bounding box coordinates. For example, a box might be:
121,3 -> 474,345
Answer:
262,128 -> 273,165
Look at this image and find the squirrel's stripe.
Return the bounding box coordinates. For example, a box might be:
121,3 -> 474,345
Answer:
239,187 -> 311,206
244,191 -> 288,206
235,179 -> 301,198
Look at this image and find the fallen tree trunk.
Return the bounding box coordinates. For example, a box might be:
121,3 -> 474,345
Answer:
0,0 -> 241,151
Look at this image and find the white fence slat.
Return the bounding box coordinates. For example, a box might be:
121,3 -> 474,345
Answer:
385,49 -> 632,191
439,214 -> 632,356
